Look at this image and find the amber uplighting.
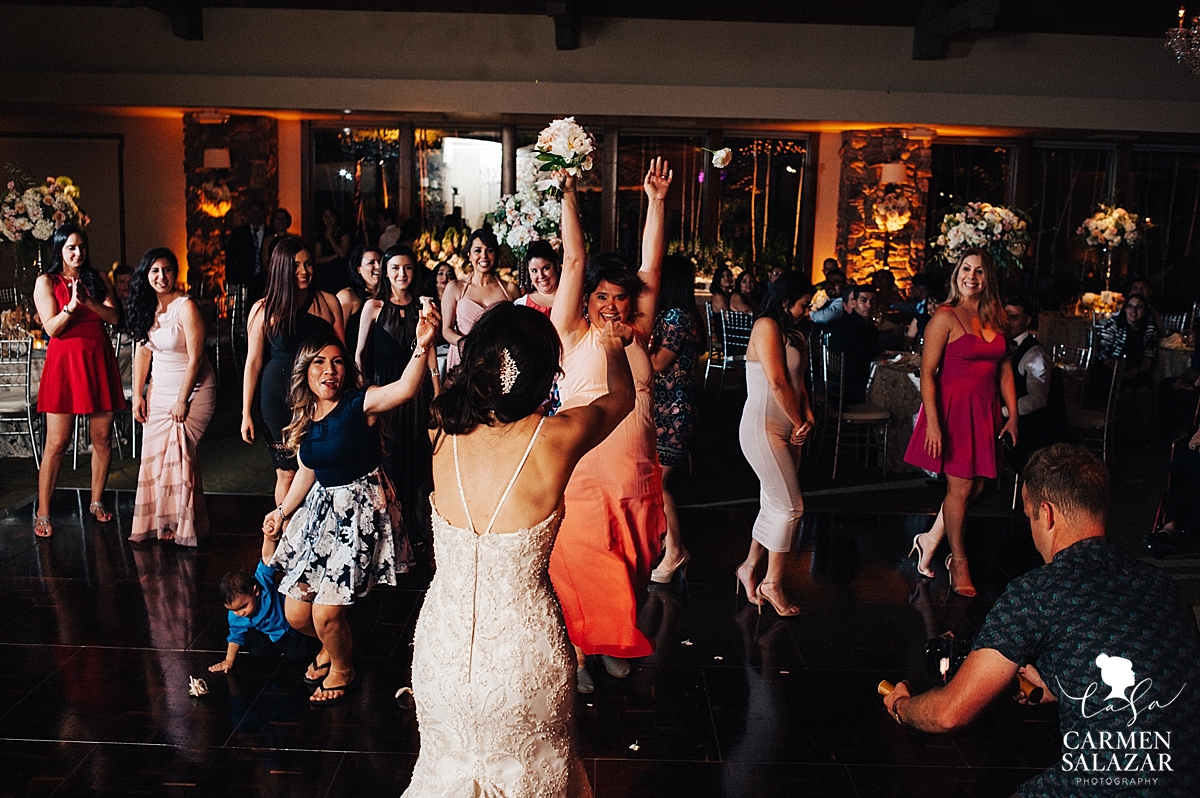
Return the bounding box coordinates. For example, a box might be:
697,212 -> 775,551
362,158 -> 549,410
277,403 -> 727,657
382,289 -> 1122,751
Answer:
196,180 -> 232,218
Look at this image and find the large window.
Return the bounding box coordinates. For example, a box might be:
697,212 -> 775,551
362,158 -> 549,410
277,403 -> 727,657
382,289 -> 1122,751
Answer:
615,133 -> 706,264
719,136 -> 808,273
1128,147 -> 1200,308
926,142 -> 1012,247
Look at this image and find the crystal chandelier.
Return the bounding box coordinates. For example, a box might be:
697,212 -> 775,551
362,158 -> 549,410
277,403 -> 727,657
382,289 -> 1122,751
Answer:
1166,6 -> 1200,75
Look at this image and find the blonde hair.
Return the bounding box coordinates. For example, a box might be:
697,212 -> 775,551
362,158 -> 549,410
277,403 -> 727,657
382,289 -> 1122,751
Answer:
280,333 -> 361,455
945,248 -> 1005,334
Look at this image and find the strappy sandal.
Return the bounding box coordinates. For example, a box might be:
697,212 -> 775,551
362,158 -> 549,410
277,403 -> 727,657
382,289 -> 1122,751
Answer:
88,502 -> 113,523
34,515 -> 53,538
310,674 -> 358,705
302,658 -> 331,687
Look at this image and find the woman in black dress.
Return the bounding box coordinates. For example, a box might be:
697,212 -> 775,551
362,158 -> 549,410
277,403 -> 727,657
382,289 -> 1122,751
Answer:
242,236 -> 344,504
354,244 -> 440,545
336,245 -> 383,368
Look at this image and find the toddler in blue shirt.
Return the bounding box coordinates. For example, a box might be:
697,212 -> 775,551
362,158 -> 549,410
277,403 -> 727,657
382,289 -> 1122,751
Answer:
209,533 -> 318,673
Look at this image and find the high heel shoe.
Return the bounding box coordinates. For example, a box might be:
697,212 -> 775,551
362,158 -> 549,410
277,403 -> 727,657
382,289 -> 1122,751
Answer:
908,533 -> 935,579
945,554 -> 977,598
651,548 -> 691,584
756,580 -> 800,617
735,563 -> 760,606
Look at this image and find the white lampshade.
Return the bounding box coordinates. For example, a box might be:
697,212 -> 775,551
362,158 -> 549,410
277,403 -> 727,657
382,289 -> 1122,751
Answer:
879,161 -> 907,185
203,148 -> 231,170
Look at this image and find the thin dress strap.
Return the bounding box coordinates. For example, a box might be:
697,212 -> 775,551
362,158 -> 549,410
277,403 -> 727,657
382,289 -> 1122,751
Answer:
452,416 -> 547,535
944,306 -> 969,335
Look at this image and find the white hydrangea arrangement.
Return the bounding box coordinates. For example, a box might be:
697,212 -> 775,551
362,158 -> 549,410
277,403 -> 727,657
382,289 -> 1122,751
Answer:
1077,204 -> 1142,250
485,187 -> 563,265
1,172 -> 87,244
934,201 -> 1030,269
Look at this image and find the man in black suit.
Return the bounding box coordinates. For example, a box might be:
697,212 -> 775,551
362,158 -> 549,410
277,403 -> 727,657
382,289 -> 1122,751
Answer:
225,199 -> 268,302
827,284 -> 881,406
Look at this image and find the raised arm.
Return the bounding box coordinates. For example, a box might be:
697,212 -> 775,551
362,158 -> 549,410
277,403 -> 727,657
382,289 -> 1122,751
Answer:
551,174 -> 589,344
633,157 -> 673,340
363,304 -> 441,415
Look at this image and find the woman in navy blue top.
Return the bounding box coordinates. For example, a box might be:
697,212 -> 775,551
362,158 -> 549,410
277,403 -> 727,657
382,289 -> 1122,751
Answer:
263,302 -> 440,704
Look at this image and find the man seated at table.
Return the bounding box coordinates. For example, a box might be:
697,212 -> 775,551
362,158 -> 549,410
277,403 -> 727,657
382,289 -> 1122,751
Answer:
1003,296 -> 1067,470
827,284 -> 880,405
882,444 -> 1200,798
811,267 -> 848,325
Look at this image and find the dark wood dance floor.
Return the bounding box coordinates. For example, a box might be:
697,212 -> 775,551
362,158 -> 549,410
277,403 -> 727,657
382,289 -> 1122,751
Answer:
0,484 -> 1070,797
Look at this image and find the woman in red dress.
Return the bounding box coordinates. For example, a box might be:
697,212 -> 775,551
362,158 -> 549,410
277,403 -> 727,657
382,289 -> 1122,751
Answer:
903,248 -> 1018,596
32,224 -> 126,537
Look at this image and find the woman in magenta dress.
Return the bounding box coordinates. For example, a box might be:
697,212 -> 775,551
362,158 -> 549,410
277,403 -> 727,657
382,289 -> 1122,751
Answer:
126,248 -> 216,547
440,229 -> 512,371
904,248 -> 1018,596
32,224 -> 126,537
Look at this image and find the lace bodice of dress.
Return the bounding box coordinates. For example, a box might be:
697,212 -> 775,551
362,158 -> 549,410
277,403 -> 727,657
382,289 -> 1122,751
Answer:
404,419 -> 590,797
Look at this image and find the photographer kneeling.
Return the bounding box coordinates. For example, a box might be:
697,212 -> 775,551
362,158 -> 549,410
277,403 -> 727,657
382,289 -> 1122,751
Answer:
882,444 -> 1200,797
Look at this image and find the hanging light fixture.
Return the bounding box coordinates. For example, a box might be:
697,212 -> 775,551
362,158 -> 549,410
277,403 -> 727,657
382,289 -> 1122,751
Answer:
1166,6 -> 1200,75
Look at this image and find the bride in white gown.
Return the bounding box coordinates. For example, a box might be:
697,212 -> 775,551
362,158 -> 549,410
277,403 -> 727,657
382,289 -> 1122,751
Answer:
404,302 -> 636,797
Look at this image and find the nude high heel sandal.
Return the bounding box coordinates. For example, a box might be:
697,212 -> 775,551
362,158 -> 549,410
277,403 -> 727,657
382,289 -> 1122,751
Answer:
945,554 -> 977,598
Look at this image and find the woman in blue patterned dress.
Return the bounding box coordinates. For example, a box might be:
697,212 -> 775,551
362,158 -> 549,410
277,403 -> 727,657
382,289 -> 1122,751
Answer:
649,255 -> 700,583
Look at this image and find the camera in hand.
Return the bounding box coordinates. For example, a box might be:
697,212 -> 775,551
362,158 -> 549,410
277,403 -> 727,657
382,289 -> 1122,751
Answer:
924,632 -> 972,682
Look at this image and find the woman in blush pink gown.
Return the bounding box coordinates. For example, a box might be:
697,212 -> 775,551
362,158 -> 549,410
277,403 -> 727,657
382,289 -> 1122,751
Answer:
127,248 -> 216,546
904,248 -> 1018,597
441,229 -> 512,372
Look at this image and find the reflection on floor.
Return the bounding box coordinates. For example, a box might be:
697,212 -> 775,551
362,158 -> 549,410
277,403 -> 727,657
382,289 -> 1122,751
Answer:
0,489 -> 1060,797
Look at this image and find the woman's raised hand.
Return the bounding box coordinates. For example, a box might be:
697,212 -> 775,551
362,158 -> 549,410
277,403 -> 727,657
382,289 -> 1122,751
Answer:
416,301 -> 441,350
601,319 -> 634,349
644,156 -> 673,201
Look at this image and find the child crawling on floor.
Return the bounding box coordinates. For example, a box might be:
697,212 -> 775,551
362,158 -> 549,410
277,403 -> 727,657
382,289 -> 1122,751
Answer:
209,529 -> 319,673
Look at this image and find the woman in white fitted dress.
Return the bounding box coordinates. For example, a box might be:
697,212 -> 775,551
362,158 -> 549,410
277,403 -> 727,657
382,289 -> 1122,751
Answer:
404,303 -> 635,797
736,272 -> 815,617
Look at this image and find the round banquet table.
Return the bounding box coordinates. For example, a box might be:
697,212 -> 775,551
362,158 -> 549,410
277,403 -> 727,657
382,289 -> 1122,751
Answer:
866,358 -> 923,473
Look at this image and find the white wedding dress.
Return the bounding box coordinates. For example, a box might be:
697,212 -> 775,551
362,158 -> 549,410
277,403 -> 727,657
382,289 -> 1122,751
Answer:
404,419 -> 592,798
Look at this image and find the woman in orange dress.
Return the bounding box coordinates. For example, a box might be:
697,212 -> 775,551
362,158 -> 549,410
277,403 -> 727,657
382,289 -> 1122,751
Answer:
549,159 -> 672,693
32,224 -> 125,537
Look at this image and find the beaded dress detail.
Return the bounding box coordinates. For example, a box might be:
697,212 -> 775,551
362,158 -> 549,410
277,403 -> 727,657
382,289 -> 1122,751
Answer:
404,418 -> 591,797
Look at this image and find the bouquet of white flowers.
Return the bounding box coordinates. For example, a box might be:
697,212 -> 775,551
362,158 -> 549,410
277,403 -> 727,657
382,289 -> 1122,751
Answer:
873,191 -> 912,233
485,187 -> 563,266
533,117 -> 596,197
1077,204 -> 1142,250
933,201 -> 1030,270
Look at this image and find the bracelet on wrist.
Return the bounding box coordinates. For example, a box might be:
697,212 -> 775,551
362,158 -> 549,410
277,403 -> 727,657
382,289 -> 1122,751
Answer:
277,504 -> 290,522
892,697 -> 905,725
62,306 -> 73,315
412,344 -> 428,359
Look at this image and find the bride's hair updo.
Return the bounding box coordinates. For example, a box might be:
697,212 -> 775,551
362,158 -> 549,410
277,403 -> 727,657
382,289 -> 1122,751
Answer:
432,303 -> 561,435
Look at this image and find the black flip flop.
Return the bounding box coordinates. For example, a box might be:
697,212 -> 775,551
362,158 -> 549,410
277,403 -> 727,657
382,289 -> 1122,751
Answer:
302,659 -> 331,687
310,675 -> 358,706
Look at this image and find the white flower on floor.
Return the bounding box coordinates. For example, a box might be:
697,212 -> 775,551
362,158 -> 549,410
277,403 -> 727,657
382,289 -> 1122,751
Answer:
188,676 -> 208,697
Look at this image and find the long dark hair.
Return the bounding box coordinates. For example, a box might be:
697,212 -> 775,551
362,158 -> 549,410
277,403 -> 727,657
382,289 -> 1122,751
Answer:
377,244 -> 434,302
44,224 -> 107,303
465,228 -> 500,276
281,331 -> 361,455
709,265 -> 733,298
656,255 -> 699,327
126,247 -> 180,343
346,245 -> 382,301
432,304 -> 562,435
262,236 -> 311,339
757,271 -> 814,347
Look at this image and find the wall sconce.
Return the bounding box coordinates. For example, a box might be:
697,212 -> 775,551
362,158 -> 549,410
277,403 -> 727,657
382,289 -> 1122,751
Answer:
203,148 -> 231,170
879,161 -> 907,186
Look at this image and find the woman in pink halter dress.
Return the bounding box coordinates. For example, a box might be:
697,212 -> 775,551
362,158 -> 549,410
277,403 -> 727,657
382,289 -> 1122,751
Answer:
441,229 -> 512,372
904,248 -> 1018,597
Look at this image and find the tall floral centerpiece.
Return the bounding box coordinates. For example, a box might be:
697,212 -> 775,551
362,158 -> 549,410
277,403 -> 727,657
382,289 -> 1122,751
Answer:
1,166 -> 88,297
532,117 -> 596,197
485,187 -> 563,267
1076,204 -> 1143,290
933,201 -> 1030,273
